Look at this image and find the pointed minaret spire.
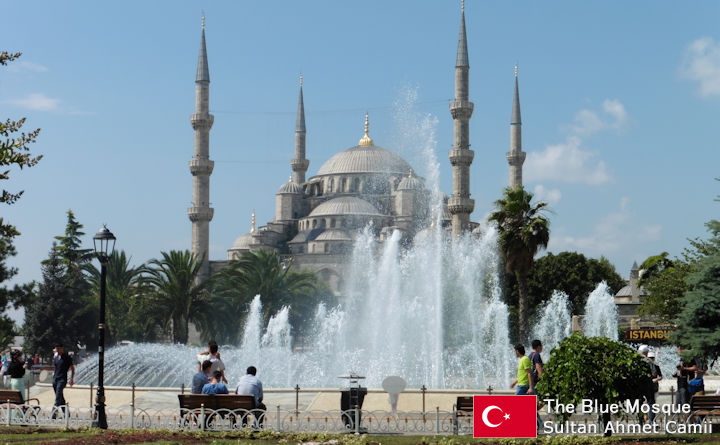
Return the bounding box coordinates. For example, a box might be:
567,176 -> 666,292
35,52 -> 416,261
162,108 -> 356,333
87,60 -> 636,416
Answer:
512,64 -> 521,124
456,2 -> 469,68
189,17 -> 215,281
291,74 -> 309,184
507,64 -> 526,188
196,16 -> 210,83
449,1 -> 475,237
251,209 -> 256,233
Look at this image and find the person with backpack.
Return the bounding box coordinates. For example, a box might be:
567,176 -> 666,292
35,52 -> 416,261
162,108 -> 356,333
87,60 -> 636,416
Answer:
528,340 -> 544,429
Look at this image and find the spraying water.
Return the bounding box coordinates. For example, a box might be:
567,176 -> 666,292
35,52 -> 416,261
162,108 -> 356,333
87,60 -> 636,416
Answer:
582,281 -> 619,340
530,290 -> 572,361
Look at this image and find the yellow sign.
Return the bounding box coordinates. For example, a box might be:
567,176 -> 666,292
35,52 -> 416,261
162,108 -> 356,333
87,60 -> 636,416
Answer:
625,329 -> 672,341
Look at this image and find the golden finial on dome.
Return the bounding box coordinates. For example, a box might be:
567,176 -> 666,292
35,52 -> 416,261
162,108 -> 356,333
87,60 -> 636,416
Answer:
409,168 -> 414,178
251,209 -> 256,233
358,112 -> 374,146
289,174 -> 293,182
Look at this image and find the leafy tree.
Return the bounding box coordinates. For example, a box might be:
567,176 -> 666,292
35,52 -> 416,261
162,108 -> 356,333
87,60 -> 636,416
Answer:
0,51 -> 42,350
85,250 -> 154,344
637,260 -> 689,322
144,250 -> 226,344
23,246 -> 89,357
212,249 -> 333,343
672,220 -> 720,362
536,334 -> 653,435
522,252 -> 624,317
489,186 -> 550,341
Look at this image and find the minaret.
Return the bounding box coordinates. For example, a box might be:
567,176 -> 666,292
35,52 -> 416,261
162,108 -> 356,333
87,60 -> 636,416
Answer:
188,16 -> 214,281
448,0 -> 475,237
291,74 -> 309,184
507,64 -> 526,188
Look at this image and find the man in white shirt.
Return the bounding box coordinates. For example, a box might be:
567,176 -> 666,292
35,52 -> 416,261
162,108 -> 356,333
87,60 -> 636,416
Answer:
236,366 -> 266,425
196,343 -> 227,383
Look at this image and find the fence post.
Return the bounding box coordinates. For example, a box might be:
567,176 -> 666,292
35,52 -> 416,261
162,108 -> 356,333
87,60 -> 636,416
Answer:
295,384 -> 300,416
670,386 -> 675,406
421,385 -> 427,422
130,383 -> 136,430
90,382 -> 94,407
200,403 -> 205,432
276,405 -> 281,432
181,383 -> 185,395
436,406 -> 440,434
6,400 -> 10,426
65,403 -> 70,429
354,405 -> 360,435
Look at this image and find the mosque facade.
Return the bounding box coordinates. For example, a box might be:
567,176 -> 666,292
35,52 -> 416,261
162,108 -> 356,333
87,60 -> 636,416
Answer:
188,7 -> 526,291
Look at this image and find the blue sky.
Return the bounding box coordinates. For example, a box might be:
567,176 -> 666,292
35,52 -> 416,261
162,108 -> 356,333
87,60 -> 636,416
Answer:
2,1 -> 719,321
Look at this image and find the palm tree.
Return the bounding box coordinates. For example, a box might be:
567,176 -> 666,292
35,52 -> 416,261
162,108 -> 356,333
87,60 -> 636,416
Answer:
489,186 -> 550,341
213,249 -> 332,342
144,250 -> 228,344
86,250 -> 153,344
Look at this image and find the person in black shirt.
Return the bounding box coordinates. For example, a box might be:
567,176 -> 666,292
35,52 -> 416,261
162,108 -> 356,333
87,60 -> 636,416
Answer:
52,344 -> 75,411
2,350 -> 27,394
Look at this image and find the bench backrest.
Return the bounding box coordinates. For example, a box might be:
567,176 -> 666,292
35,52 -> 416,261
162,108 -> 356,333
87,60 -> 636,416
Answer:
690,395 -> 720,410
178,394 -> 255,411
456,396 -> 474,412
216,394 -> 255,410
0,390 -> 24,404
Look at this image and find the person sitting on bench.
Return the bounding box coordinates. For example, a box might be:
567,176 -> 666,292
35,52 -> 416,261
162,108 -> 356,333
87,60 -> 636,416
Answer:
202,371 -> 229,395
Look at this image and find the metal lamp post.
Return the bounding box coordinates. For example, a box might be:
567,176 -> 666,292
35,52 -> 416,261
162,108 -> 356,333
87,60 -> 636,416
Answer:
92,225 -> 115,429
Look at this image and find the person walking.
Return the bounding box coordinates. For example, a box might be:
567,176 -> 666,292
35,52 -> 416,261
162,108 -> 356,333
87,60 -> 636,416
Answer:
510,344 -> 533,395
52,344 -> 75,416
647,350 -> 662,422
528,340 -> 544,428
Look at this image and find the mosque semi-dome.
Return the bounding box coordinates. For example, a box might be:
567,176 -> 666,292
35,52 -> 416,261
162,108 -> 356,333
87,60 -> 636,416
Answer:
230,232 -> 253,251
397,170 -> 424,190
277,179 -> 303,194
308,196 -> 383,217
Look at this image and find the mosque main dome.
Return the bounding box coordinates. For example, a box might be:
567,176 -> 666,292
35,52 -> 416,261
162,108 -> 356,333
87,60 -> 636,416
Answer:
316,143 -> 412,176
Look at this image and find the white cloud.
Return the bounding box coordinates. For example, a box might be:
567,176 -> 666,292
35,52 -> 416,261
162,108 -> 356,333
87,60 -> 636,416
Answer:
7,93 -> 60,111
680,37 -> 720,98
602,99 -> 629,128
549,197 -> 662,255
6,61 -> 48,73
532,184 -> 562,206
526,99 -> 628,185
525,135 -> 611,185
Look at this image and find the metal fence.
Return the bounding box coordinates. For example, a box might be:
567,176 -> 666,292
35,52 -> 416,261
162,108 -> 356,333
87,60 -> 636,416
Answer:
1,401 -> 718,435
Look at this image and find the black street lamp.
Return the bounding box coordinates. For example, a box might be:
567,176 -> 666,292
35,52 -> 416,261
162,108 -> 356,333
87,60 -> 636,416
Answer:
92,225 -> 115,429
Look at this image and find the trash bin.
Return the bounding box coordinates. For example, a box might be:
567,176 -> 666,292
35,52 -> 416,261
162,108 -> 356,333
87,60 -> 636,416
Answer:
340,386 -> 367,429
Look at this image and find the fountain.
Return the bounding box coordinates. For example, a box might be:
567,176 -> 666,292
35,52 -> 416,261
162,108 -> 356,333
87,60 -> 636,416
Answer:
582,281 -> 619,340
530,290 -> 572,361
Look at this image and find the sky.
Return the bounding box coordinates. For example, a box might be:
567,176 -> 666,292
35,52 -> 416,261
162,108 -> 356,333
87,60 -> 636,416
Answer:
2,1 -> 719,323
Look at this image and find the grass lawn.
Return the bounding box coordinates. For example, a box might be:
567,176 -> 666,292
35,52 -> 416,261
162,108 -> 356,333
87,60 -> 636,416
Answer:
0,428 -> 718,445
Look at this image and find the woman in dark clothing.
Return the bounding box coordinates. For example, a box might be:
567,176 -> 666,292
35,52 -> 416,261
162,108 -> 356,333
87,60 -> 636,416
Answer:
3,350 -> 27,393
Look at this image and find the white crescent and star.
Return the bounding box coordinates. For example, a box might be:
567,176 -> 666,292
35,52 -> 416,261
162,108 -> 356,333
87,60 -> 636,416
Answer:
480,405 -> 508,428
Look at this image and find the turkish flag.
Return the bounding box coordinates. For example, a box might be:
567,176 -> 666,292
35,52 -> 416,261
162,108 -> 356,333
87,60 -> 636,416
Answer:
473,395 -> 537,438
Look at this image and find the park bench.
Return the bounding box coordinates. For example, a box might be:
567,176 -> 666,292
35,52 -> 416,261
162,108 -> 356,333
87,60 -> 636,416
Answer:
689,395 -> 720,432
453,396 -> 474,434
0,389 -> 40,422
0,389 -> 39,406
178,394 -> 257,428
